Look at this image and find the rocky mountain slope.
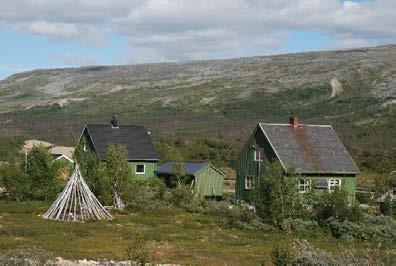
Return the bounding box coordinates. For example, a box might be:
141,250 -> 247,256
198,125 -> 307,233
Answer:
0,45 -> 394,154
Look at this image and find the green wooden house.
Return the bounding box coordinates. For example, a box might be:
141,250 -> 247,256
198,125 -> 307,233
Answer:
235,117 -> 359,202
155,162 -> 224,198
78,116 -> 159,180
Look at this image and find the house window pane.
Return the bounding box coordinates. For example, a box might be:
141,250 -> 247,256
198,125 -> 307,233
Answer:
245,176 -> 253,189
136,164 -> 145,174
328,179 -> 341,192
254,148 -> 264,161
299,179 -> 311,193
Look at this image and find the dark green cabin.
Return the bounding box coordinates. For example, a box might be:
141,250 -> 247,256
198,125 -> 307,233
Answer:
155,162 -> 224,198
235,117 -> 359,203
78,117 -> 159,180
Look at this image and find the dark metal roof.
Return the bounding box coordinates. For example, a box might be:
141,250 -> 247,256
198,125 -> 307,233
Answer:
259,123 -> 359,174
155,162 -> 209,176
85,124 -> 159,161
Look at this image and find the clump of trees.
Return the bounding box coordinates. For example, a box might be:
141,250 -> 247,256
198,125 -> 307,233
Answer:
0,146 -> 63,201
104,145 -> 132,209
253,163 -> 302,225
74,144 -> 134,209
252,162 -> 395,242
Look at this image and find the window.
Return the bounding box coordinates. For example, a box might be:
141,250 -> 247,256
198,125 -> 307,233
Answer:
135,164 -> 145,174
328,179 -> 341,192
245,176 -> 253,189
298,179 -> 311,193
254,147 -> 264,161
83,142 -> 88,152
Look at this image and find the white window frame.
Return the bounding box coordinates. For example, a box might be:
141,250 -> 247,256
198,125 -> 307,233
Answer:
245,176 -> 253,189
135,164 -> 145,174
298,179 -> 311,193
328,178 -> 341,192
254,147 -> 264,161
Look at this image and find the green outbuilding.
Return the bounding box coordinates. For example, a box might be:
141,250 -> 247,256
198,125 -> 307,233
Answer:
78,116 -> 159,180
155,162 -> 224,198
234,117 -> 359,203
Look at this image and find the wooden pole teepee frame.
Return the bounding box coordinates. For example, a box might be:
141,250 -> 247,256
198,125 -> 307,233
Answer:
43,164 -> 112,221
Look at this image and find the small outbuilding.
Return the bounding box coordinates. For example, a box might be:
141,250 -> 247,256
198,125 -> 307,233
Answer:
155,162 -> 224,198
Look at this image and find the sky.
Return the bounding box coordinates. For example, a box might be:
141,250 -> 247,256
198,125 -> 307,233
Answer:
0,0 -> 395,80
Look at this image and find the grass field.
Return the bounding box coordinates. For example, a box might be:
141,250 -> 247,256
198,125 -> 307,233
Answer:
0,201 -> 394,265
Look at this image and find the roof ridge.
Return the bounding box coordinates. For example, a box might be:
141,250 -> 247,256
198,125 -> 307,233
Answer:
260,123 -> 332,127
164,161 -> 208,165
86,124 -> 146,128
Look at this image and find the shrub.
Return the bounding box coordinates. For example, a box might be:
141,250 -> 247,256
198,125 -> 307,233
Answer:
0,247 -> 53,265
279,218 -> 319,235
313,189 -> 349,224
168,186 -> 194,207
124,178 -> 167,211
124,233 -> 151,264
271,236 -> 295,266
104,145 -> 133,208
293,239 -> 385,265
27,146 -> 61,201
202,200 -> 232,215
379,195 -> 392,216
253,162 -> 302,226
1,156 -> 31,201
75,149 -> 111,205
355,191 -> 372,204
347,202 -> 364,222
326,214 -> 395,241
221,205 -> 271,231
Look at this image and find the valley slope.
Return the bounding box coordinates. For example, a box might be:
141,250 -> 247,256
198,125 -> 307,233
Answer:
0,45 -> 395,166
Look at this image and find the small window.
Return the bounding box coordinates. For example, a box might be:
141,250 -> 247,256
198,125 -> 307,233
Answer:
245,176 -> 253,189
83,142 -> 88,152
254,147 -> 264,161
298,179 -> 311,193
135,164 -> 145,174
328,179 -> 341,192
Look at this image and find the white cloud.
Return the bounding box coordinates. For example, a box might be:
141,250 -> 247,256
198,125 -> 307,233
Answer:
0,0 -> 394,62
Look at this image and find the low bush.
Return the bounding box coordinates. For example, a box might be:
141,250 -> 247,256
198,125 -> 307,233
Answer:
124,233 -> 151,264
271,236 -> 295,266
124,178 -> 167,211
355,191 -> 372,204
0,247 -> 53,265
379,195 -> 392,216
279,218 -> 319,235
347,202 -> 364,222
201,200 -> 232,215
313,189 -> 350,224
326,213 -> 395,241
293,239 -> 385,265
220,205 -> 272,231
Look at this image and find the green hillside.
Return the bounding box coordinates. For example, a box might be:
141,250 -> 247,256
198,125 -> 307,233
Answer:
0,45 -> 394,173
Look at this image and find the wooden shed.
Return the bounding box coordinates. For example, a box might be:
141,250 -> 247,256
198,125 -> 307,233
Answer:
155,162 -> 224,198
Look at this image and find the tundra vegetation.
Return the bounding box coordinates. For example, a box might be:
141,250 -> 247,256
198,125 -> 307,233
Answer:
0,46 -> 395,264
0,146 -> 394,264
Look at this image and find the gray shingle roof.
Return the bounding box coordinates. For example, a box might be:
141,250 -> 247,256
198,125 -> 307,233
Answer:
259,123 -> 359,174
85,124 -> 159,161
155,162 -> 209,176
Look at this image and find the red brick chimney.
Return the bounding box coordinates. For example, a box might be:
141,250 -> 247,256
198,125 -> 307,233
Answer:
289,116 -> 299,128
